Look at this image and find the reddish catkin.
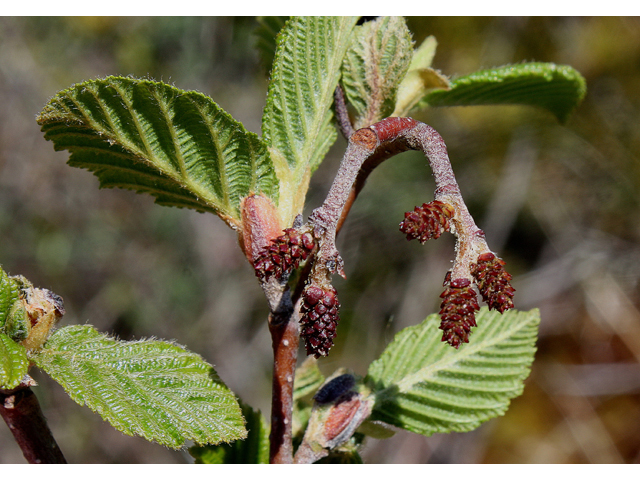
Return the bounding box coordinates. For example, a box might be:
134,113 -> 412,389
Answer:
471,252 -> 515,313
253,228 -> 316,281
399,200 -> 455,243
439,278 -> 480,348
299,283 -> 340,358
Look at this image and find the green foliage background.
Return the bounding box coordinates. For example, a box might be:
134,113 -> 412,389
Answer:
2,17 -> 640,463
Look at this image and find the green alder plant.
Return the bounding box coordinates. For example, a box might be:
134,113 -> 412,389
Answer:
0,16 -> 586,464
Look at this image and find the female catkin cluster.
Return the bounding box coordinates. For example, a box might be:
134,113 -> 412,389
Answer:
471,252 -> 515,313
400,201 -> 516,348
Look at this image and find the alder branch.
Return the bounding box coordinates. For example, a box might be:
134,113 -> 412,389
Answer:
309,117 -> 492,285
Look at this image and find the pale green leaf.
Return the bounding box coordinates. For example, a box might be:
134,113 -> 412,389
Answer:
393,68 -> 450,117
262,16 -> 358,224
37,76 -> 278,229
0,266 -> 20,329
33,325 -> 246,449
393,35 -> 446,117
423,62 -> 587,122
341,16 -> 414,129
366,308 -> 540,436
189,401 -> 269,464
408,35 -> 438,71
0,333 -> 29,390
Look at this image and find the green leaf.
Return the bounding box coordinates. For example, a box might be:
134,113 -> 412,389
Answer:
423,62 -> 587,122
292,357 -> 326,440
33,325 -> 246,449
393,35 -> 448,117
294,357 -> 325,401
341,16 -> 414,129
366,308 -> 540,437
254,16 -> 288,72
408,34 -> 438,71
0,266 -> 20,329
0,333 -> 29,390
262,16 -> 358,224
37,76 -> 279,229
189,401 -> 269,464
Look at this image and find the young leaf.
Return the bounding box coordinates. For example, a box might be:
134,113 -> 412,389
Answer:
189,402 -> 269,464
341,16 -> 414,129
0,333 -> 29,390
32,325 -> 246,449
0,266 -> 20,328
393,35 -> 449,117
262,16 -> 358,224
254,16 -> 288,72
423,62 -> 587,122
366,308 -> 540,437
37,76 -> 279,229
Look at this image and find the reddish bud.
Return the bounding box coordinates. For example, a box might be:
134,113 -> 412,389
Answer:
240,194 -> 283,265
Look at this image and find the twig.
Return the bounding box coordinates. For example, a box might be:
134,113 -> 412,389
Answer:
0,384 -> 66,463
241,195 -> 300,463
267,291 -> 299,464
333,85 -> 355,140
310,117 -> 490,285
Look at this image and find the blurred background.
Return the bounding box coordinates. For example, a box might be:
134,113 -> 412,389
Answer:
1,17 -> 640,463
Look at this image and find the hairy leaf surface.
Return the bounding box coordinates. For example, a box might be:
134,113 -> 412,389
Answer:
33,325 -> 246,449
189,402 -> 269,464
341,16 -> 413,129
0,266 -> 20,329
37,76 -> 278,229
424,63 -> 586,122
262,16 -> 358,223
0,333 -> 29,390
366,308 -> 540,436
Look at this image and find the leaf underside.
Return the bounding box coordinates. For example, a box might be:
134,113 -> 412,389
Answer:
366,308 -> 540,437
33,325 -> 246,449
341,16 -> 414,129
424,62 -> 587,122
262,16 -> 358,223
37,76 -> 278,228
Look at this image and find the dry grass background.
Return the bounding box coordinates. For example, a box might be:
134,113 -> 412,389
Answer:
1,17 -> 640,463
